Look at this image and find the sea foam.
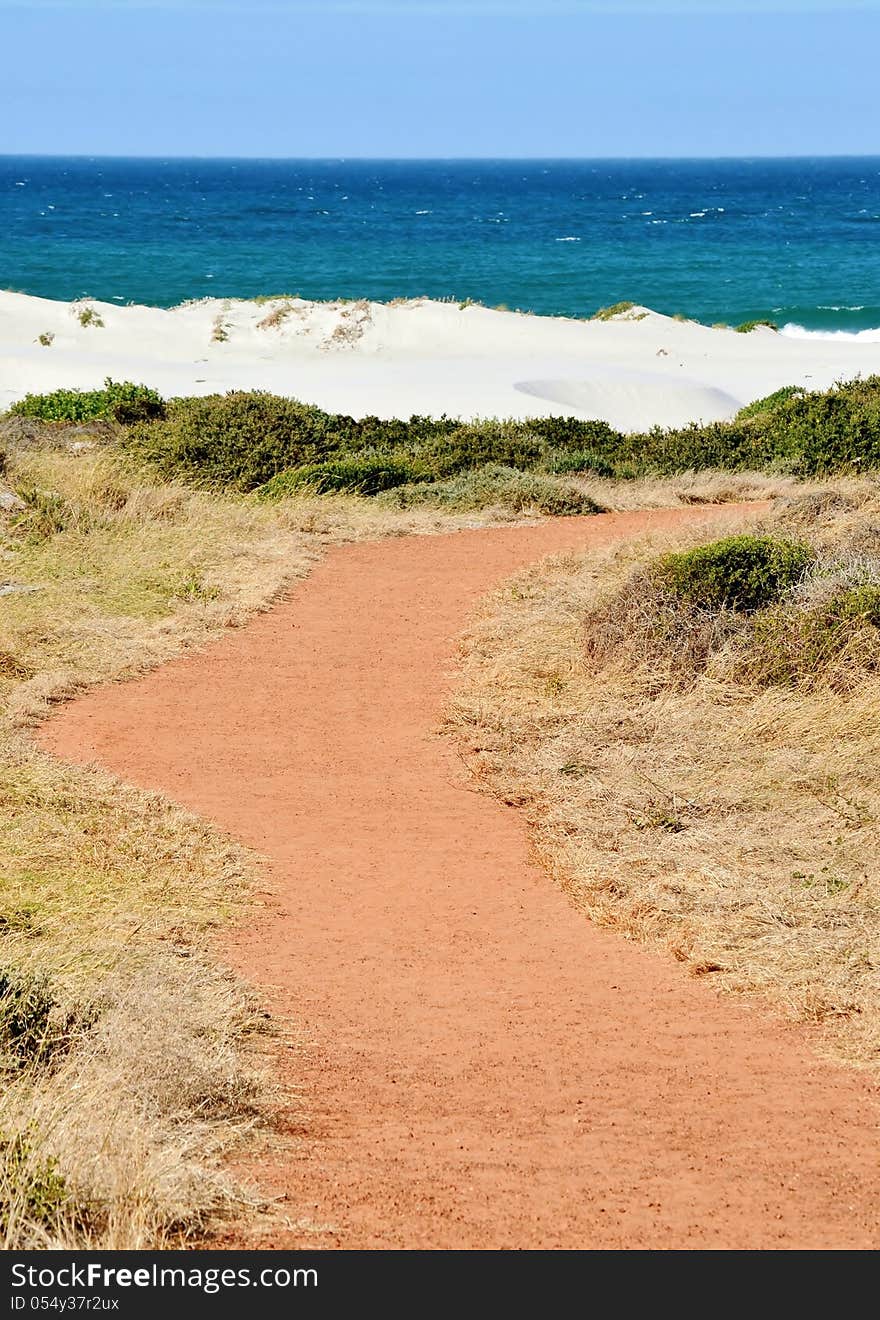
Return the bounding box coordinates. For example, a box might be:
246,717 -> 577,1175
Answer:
781,323 -> 880,343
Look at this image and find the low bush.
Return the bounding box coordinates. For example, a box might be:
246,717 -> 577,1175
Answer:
618,378 -> 880,476
585,535 -> 813,685
528,417 -> 623,451
735,386 -> 805,421
414,421 -> 546,477
653,535 -> 813,612
121,392 -> 342,490
381,464 -> 603,516
735,319 -> 778,333
11,381 -> 164,426
585,524 -> 880,693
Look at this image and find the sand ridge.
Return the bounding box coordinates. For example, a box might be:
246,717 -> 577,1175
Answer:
39,508 -> 880,1250
4,290 -> 880,431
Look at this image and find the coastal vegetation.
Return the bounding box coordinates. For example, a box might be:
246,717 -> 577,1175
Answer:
590,300 -> 635,320
73,305 -> 104,330
10,374 -> 880,504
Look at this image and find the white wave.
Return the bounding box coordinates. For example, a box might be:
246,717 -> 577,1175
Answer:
781,322 -> 880,343
555,236 -> 580,242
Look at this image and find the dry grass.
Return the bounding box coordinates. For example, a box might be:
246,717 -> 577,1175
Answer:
0,731 -> 269,1246
257,302 -> 295,331
574,468 -> 803,511
447,483 -> 880,1071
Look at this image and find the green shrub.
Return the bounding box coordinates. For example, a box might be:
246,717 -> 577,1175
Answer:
381,464 -> 603,516
121,391 -> 347,490
416,421 -> 546,477
735,386 -> 806,421
654,535 -> 813,612
10,380 -> 164,426
528,416 -> 623,452
257,455 -> 432,498
735,319 -> 778,333
620,377 -> 880,475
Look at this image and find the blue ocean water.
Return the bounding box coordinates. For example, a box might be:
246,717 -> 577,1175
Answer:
2,156 -> 879,335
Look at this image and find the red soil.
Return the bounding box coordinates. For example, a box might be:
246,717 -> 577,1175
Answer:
40,509 -> 879,1249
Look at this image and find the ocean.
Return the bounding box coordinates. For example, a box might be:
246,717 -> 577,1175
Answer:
2,156 -> 879,338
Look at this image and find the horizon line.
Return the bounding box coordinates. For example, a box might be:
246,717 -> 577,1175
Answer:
4,152 -> 880,163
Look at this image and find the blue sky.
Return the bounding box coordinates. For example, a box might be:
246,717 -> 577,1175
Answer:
1,2 -> 877,157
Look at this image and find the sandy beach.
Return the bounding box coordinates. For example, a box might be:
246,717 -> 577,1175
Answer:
2,290 -> 878,431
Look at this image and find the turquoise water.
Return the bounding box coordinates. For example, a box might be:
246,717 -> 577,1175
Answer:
2,156 -> 879,335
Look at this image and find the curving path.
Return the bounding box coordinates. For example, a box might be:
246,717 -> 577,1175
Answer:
40,509 -> 880,1249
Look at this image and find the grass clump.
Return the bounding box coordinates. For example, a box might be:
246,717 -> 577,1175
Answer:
0,972 -> 59,1070
653,534 -> 812,612
735,319 -> 778,333
74,306 -> 104,330
0,1131 -> 70,1238
590,301 -> 636,321
734,580 -> 880,691
257,302 -> 294,331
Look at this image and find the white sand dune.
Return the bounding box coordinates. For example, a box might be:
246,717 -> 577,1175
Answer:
1,291 -> 878,431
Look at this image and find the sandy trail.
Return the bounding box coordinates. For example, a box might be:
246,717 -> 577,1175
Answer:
40,508 -> 879,1250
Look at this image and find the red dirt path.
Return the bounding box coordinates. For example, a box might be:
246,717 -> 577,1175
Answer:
40,509 -> 879,1249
